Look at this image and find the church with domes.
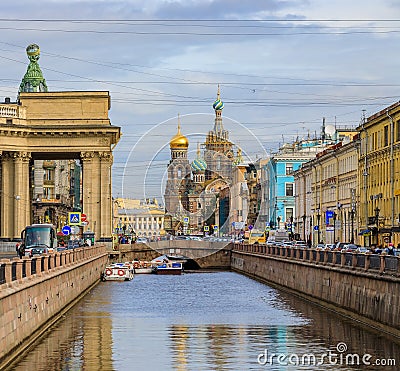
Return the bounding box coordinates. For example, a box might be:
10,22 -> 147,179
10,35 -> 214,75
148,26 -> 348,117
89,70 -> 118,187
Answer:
164,88 -> 243,235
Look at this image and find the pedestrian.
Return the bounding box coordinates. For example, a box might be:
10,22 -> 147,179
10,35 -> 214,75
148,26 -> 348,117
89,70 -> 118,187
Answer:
15,242 -> 20,256
387,243 -> 395,256
18,244 -> 25,259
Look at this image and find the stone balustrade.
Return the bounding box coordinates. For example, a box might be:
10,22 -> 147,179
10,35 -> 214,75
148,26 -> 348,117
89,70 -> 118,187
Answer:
233,244 -> 400,276
0,105 -> 18,118
0,245 -> 105,286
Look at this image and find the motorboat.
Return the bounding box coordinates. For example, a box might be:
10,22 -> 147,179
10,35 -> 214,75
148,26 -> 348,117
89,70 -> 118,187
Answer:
102,262 -> 134,281
151,255 -> 185,275
132,260 -> 152,274
153,261 -> 183,275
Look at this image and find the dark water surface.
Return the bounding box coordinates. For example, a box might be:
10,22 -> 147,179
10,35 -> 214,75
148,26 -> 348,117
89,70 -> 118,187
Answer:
9,271 -> 400,370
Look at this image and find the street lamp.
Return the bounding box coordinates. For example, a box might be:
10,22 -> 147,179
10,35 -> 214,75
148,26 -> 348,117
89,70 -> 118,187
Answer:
316,209 -> 321,244
302,214 -> 306,242
374,207 -> 380,245
349,209 -> 355,244
333,212 -> 337,243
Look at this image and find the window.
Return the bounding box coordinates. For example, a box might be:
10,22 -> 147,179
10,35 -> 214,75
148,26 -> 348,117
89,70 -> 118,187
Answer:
384,125 -> 389,147
286,163 -> 293,175
397,120 -> 400,142
286,207 -> 294,222
285,183 -> 294,196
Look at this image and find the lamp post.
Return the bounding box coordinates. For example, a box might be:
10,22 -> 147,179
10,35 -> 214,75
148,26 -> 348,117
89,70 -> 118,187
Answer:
316,209 -> 321,244
302,214 -> 306,242
349,209 -> 355,244
374,207 -> 380,245
333,212 -> 337,243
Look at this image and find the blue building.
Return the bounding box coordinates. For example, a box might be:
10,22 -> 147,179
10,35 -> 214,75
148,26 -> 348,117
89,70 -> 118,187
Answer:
261,140 -> 329,234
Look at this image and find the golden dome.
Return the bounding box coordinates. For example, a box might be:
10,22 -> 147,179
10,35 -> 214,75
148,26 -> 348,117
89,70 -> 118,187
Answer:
170,115 -> 189,149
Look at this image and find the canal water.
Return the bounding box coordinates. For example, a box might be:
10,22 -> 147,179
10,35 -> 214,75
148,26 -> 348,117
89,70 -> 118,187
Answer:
8,271 -> 400,370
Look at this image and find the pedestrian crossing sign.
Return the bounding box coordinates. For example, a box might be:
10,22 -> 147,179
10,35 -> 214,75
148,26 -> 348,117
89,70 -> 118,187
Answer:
68,212 -> 81,226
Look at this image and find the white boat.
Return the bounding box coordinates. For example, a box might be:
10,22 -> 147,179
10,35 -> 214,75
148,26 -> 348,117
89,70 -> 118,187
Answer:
153,261 -> 183,275
132,260 -> 152,274
102,262 -> 134,281
150,255 -> 185,275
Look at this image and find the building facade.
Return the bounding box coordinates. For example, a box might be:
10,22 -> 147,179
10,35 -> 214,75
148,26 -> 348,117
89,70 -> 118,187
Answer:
294,138 -> 359,245
163,88 -> 241,236
357,103 -> 400,247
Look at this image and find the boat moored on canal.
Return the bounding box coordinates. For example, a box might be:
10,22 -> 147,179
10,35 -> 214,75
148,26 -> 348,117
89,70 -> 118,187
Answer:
132,260 -> 152,274
102,262 -> 134,281
151,255 -> 185,275
153,261 -> 183,275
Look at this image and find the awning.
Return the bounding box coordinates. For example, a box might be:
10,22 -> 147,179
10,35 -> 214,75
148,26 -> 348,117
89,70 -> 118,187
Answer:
358,229 -> 371,236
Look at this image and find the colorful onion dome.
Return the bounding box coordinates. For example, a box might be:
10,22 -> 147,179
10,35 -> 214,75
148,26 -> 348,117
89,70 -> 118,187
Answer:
212,84 -> 224,111
191,158 -> 207,172
191,143 -> 207,171
169,115 -> 189,149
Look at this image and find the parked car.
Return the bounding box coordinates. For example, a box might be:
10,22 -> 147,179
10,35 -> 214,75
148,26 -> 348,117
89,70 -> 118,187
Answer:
30,247 -> 49,257
136,237 -> 148,244
325,243 -> 336,250
342,244 -> 360,252
335,242 -> 348,250
356,246 -> 370,254
67,240 -> 80,249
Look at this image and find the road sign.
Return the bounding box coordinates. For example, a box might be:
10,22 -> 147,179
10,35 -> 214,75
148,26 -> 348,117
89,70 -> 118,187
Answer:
81,213 -> 87,222
68,212 -> 81,226
183,217 -> 189,224
62,225 -> 71,236
213,225 -> 219,230
70,226 -> 80,234
248,225 -> 253,230
314,225 -> 319,231
204,226 -> 209,231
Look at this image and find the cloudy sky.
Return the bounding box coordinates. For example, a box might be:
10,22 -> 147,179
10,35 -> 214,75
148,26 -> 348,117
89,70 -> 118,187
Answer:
1,0 -> 400,201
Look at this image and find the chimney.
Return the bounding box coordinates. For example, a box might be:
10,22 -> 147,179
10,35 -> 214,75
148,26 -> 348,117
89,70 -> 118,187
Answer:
4,97 -> 10,104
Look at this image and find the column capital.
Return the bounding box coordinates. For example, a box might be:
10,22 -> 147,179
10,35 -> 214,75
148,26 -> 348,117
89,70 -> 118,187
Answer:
81,151 -> 95,161
98,151 -> 113,162
4,151 -> 31,161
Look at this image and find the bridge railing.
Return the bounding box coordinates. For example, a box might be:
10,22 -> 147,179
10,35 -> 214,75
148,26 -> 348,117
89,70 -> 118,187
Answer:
233,244 -> 400,276
0,245 -> 106,286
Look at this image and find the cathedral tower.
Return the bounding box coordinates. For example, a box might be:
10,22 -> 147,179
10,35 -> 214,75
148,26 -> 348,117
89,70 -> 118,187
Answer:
164,115 -> 191,217
203,86 -> 234,180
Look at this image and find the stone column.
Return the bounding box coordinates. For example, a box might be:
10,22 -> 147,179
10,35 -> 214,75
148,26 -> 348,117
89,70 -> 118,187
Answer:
1,153 -> 13,238
99,151 -> 113,239
12,151 -> 31,239
81,151 -> 95,234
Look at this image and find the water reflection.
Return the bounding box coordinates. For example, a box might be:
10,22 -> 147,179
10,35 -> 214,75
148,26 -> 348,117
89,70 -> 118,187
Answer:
7,272 -> 400,371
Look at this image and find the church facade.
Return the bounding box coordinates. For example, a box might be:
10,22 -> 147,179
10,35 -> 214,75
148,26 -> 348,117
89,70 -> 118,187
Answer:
164,88 -> 242,235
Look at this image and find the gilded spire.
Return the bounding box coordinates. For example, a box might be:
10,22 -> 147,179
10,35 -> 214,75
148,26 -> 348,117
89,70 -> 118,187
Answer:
170,114 -> 189,149
18,44 -> 48,95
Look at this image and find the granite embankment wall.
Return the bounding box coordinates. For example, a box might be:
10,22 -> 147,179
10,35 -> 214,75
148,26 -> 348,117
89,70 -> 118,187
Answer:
0,246 -> 108,368
232,244 -> 400,338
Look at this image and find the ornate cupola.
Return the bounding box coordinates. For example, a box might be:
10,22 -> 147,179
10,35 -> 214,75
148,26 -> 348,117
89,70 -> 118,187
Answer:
191,143 -> 207,183
19,44 -> 48,95
170,114 -> 189,160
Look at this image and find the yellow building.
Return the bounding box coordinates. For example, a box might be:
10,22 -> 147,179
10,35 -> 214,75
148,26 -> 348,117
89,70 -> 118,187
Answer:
113,198 -> 165,239
294,138 -> 358,245
357,103 -> 400,247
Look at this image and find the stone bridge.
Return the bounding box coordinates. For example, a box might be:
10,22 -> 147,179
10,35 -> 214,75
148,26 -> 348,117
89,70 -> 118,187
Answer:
111,240 -> 232,269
